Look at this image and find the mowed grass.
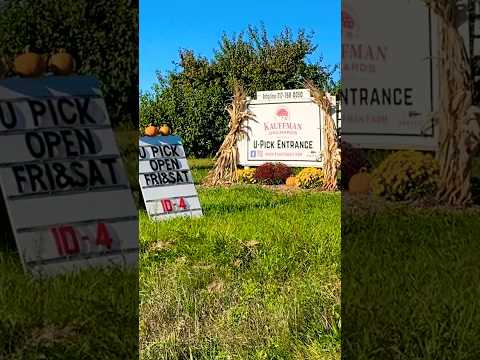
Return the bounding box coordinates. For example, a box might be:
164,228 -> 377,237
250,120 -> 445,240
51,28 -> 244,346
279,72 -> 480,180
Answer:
139,177 -> 341,359
0,251 -> 138,359
343,203 -> 480,359
189,158 -> 215,185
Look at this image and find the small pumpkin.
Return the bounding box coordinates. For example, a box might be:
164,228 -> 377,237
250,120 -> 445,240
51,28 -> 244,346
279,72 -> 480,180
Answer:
159,124 -> 171,136
14,51 -> 47,77
144,124 -> 159,137
348,168 -> 372,194
285,176 -> 298,187
48,48 -> 75,75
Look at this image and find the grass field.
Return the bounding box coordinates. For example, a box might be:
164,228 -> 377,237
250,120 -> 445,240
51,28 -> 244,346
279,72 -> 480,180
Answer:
343,199 -> 480,359
4,130 -> 477,359
139,159 -> 341,359
0,253 -> 138,359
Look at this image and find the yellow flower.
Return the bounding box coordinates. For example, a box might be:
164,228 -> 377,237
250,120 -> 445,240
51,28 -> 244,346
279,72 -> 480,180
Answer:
297,167 -> 323,189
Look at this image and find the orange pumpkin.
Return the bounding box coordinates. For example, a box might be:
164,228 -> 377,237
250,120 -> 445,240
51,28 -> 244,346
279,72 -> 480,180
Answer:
144,124 -> 159,136
348,168 -> 371,194
285,176 -> 298,187
48,49 -> 75,75
159,124 -> 171,136
14,52 -> 47,77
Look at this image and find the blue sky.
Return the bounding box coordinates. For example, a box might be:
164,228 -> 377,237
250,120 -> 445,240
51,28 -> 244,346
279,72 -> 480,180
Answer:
140,0 -> 340,93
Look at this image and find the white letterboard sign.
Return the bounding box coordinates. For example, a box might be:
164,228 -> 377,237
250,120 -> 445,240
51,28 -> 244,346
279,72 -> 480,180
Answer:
0,76 -> 138,277
139,135 -> 202,220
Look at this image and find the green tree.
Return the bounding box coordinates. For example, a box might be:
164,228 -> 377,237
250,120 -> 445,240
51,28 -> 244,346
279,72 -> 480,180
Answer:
141,25 -> 338,157
0,0 -> 138,128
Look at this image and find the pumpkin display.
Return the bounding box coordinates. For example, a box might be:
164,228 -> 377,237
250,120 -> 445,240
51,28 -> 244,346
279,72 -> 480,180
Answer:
14,52 -> 47,77
159,124 -> 171,136
48,49 -> 75,75
285,176 -> 298,187
144,124 -> 159,137
348,168 -> 372,194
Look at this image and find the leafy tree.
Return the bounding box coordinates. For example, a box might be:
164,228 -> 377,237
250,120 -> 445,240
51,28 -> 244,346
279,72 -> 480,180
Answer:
0,0 -> 138,128
141,25 -> 339,157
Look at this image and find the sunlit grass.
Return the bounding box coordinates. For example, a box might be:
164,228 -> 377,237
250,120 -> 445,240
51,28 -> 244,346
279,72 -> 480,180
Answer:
140,186 -> 341,359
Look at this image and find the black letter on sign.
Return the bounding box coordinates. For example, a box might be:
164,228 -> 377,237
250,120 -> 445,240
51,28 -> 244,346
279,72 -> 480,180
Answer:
149,159 -> 158,171
405,88 -> 413,106
139,147 -> 146,159
25,132 -> 46,158
27,100 -> 46,127
75,98 -> 96,124
71,161 -> 88,187
26,164 -> 48,192
100,158 -> 118,185
12,166 -> 27,193
43,131 -> 63,158
75,129 -> 97,155
0,102 -> 17,129
171,145 -> 180,157
58,98 -> 77,124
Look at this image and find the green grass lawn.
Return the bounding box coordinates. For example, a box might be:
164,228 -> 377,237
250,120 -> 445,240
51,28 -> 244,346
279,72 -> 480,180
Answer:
343,201 -> 480,359
189,158 -> 215,185
139,183 -> 341,359
0,253 -> 138,359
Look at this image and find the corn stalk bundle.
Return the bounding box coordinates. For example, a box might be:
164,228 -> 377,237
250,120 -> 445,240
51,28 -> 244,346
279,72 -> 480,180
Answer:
305,80 -> 340,191
423,0 -> 480,206
204,85 -> 255,186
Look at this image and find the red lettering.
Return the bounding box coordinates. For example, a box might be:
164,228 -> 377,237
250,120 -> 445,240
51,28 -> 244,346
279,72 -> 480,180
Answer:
161,199 -> 173,212
51,225 -> 80,256
96,223 -> 112,249
178,197 -> 186,210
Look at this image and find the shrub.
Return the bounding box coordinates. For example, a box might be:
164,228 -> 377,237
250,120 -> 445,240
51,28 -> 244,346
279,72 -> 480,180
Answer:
371,151 -> 440,201
297,167 -> 324,189
273,163 -> 293,184
140,25 -> 337,157
254,163 -> 293,185
340,141 -> 370,189
0,0 -> 138,128
253,163 -> 274,184
236,168 -> 257,184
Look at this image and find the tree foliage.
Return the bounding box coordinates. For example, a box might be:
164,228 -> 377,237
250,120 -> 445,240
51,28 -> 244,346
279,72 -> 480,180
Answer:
140,25 -> 338,157
0,0 -> 138,128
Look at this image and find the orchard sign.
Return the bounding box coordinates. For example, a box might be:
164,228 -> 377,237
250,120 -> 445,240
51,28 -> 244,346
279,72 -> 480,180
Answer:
238,89 -> 335,167
341,0 -> 439,150
139,135 -> 202,220
0,76 -> 138,276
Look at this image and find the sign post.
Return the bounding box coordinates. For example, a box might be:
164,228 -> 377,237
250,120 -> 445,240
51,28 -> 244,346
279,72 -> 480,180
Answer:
0,76 -> 138,277
139,135 -> 202,220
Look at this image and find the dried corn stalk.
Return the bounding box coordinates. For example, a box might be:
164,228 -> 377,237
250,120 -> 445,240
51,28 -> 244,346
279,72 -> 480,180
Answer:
204,84 -> 255,186
423,0 -> 480,206
306,80 -> 340,191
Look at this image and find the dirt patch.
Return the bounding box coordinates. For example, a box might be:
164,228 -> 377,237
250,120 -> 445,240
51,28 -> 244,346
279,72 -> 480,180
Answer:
148,241 -> 174,252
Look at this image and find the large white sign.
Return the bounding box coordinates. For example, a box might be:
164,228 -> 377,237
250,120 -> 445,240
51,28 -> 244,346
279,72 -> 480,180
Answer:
341,0 -> 439,150
238,89 -> 332,167
139,135 -> 202,220
0,76 -> 138,277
